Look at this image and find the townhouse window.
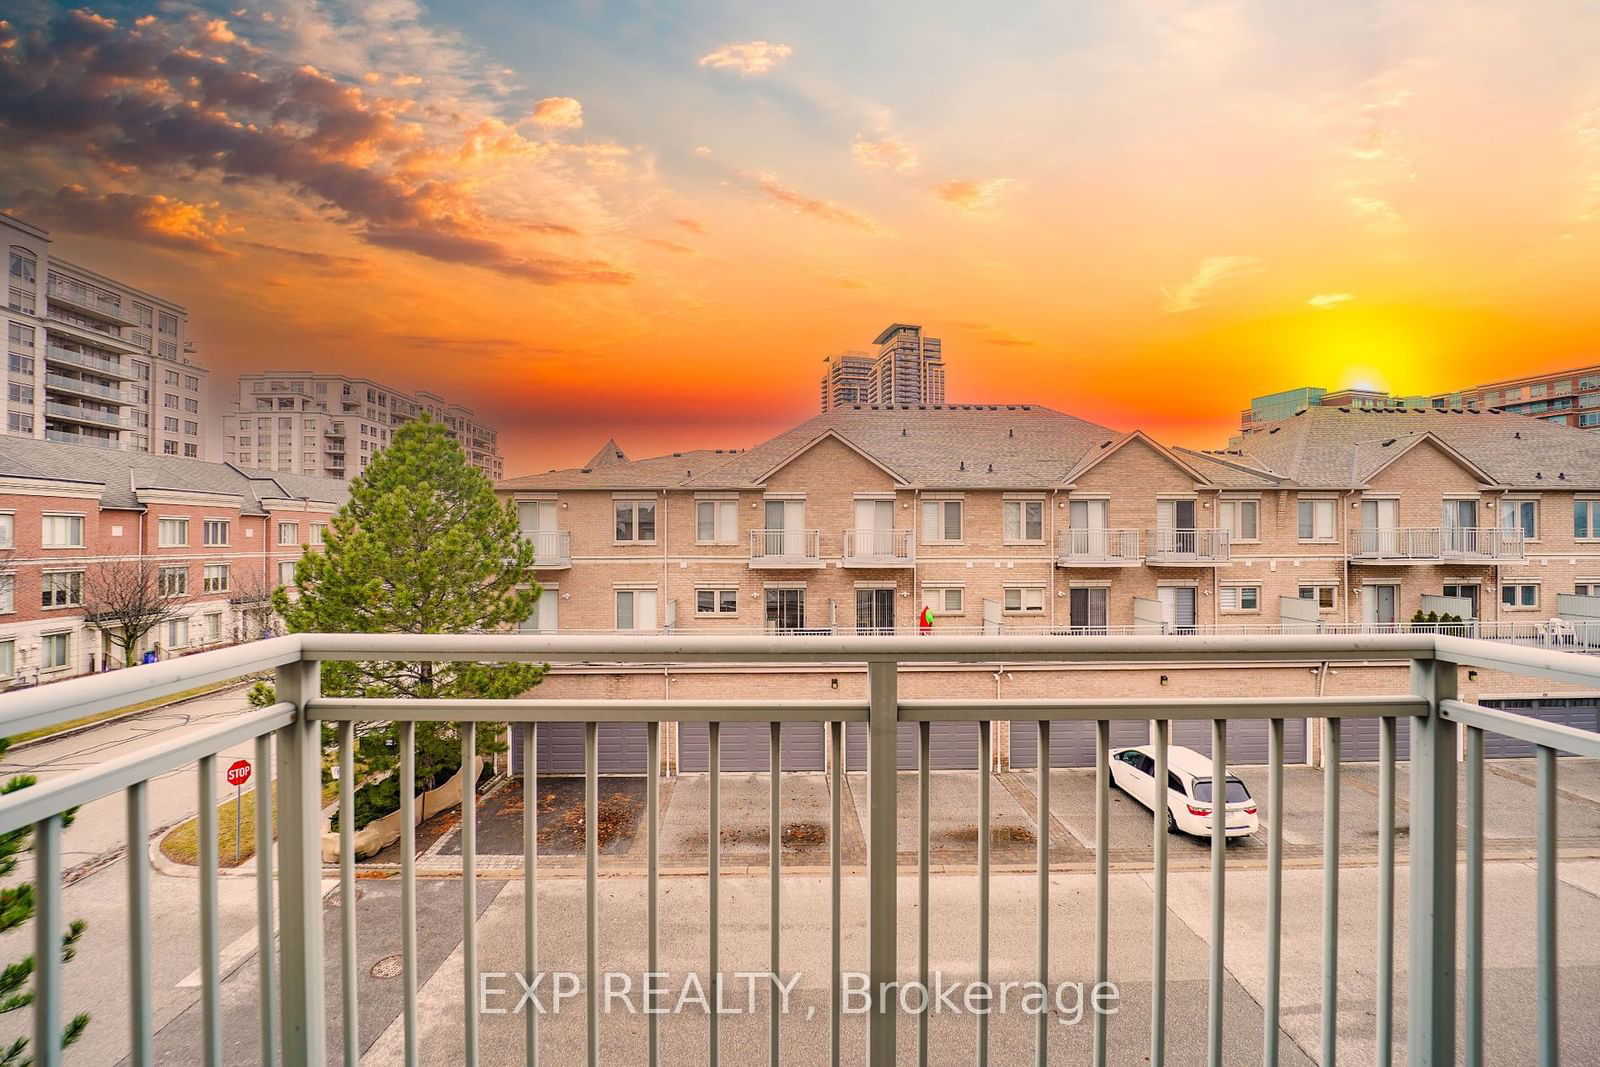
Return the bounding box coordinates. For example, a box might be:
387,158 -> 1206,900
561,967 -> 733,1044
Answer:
1218,499 -> 1259,541
922,586 -> 964,614
1219,584 -> 1261,613
1578,499 -> 1600,539
1298,584 -> 1338,610
309,523 -> 327,547
765,587 -> 805,631
41,632 -> 69,671
159,566 -> 188,597
1068,586 -> 1108,630
1297,498 -> 1336,541
204,612 -> 223,642
0,512 -> 12,550
0,638 -> 13,679
1501,498 -> 1536,539
0,573 -> 13,614
278,561 -> 297,586
921,498 -> 963,543
158,517 -> 189,546
203,520 -> 229,546
41,514 -> 85,548
166,618 -> 189,648
695,498 -> 738,543
278,522 -> 299,546
695,588 -> 740,615
203,564 -> 230,593
1003,586 -> 1045,614
615,588 -> 658,631
1577,581 -> 1600,598
41,570 -> 83,608
614,499 -> 657,543
1003,498 -> 1044,543
1502,583 -> 1539,610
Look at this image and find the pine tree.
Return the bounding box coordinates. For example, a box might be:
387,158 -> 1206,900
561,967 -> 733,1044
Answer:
0,737 -> 89,1066
273,416 -> 545,787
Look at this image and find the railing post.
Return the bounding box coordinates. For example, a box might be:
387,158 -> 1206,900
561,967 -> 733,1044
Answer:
1408,656 -> 1458,1067
276,659 -> 328,1067
867,659 -> 898,1064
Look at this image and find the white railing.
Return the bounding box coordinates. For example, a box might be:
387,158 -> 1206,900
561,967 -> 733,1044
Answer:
842,527 -> 913,564
749,528 -> 822,565
0,633 -> 1596,1064
1442,526 -> 1525,561
44,401 -> 123,428
523,528 -> 572,567
47,280 -> 132,322
1057,527 -> 1141,564
1146,527 -> 1230,563
43,373 -> 129,403
43,428 -> 119,448
43,344 -> 135,380
1350,526 -> 1526,562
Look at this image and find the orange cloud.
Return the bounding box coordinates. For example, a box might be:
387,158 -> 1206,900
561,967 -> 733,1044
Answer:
851,135 -> 918,174
9,185 -> 235,254
743,172 -> 876,231
933,177 -> 1017,211
698,41 -> 792,74
529,96 -> 583,129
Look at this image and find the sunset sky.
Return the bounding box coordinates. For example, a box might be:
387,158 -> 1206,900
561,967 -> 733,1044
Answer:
2,1 -> 1598,474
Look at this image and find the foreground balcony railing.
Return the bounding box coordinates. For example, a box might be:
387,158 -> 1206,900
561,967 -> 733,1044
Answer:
1350,526 -> 1525,562
1145,527 -> 1230,564
841,527 -> 913,566
523,528 -> 572,568
749,528 -> 822,567
2,632 -> 1597,1065
1056,527 -> 1141,566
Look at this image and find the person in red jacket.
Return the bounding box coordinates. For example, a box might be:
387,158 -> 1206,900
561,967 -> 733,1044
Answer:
919,604 -> 934,635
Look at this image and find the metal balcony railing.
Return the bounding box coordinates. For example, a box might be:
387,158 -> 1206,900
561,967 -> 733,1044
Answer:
44,373 -> 129,404
1146,527 -> 1230,563
0,633 -> 1596,1064
1443,526 -> 1526,561
749,528 -> 822,566
46,281 -> 137,325
1350,526 -> 1526,563
1057,527 -> 1141,565
523,528 -> 572,568
842,527 -> 913,565
43,344 -> 137,380
44,401 -> 123,428
43,429 -> 119,448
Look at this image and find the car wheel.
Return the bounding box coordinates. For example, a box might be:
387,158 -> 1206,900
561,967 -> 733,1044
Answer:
1166,806 -> 1179,834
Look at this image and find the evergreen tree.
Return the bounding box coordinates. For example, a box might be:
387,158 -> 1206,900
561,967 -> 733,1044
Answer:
273,416 -> 545,787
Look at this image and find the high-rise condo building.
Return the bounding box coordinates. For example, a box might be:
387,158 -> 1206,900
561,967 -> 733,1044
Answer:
4,213 -> 208,457
819,323 -> 945,411
221,373 -> 502,480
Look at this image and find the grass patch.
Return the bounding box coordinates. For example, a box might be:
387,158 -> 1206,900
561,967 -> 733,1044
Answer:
161,779 -> 340,868
9,679 -> 247,746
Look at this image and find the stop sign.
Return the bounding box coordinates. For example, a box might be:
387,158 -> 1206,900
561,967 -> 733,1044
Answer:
226,759 -> 252,787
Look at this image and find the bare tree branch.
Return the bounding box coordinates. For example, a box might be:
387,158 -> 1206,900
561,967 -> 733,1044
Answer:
81,557 -> 186,669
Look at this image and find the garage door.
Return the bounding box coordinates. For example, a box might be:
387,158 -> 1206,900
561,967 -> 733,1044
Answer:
1170,719 -> 1308,765
509,723 -> 649,775
1009,720 -> 1150,769
678,722 -> 827,772
844,722 -> 983,770
1481,699 -> 1600,758
1341,717 -> 1413,762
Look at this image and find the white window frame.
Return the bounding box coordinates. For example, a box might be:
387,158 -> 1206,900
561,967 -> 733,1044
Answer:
203,563 -> 230,593
1002,497 -> 1046,545
613,497 -> 658,545
694,496 -> 739,545
1002,585 -> 1046,614
40,631 -> 69,672
1575,578 -> 1600,598
41,513 -> 85,549
309,523 -> 327,547
1298,584 -> 1339,611
920,496 -> 964,544
614,586 -> 659,630
40,570 -> 84,609
694,586 -> 741,616
202,519 -> 230,546
166,617 -> 189,648
159,565 -> 188,598
0,637 -> 14,679
1219,583 -> 1262,614
0,511 -> 13,550
1578,498 -> 1600,541
158,517 -> 189,547
1501,581 -> 1541,611
277,521 -> 299,546
0,572 -> 11,614
278,560 -> 297,586
204,612 -> 223,642
1297,496 -> 1337,542
921,586 -> 965,615
1218,497 -> 1260,543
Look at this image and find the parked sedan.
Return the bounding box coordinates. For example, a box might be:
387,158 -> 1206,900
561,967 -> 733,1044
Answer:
1109,745 -> 1259,838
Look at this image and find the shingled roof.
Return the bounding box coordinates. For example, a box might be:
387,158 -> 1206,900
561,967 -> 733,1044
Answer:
496,448 -> 739,491
0,435 -> 349,513
1228,406 -> 1600,489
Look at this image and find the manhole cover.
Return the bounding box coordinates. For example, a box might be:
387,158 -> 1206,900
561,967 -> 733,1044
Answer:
370,954 -> 404,979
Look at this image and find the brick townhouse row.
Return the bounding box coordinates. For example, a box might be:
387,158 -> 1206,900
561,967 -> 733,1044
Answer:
495,403 -> 1600,774
0,435 -> 346,686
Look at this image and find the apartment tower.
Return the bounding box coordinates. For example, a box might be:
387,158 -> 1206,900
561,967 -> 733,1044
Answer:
819,323 -> 946,411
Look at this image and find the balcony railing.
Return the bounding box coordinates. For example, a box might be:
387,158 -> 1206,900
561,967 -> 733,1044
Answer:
44,400 -> 124,428
842,527 -> 914,566
46,281 -> 138,325
0,633 -> 1595,1064
749,528 -> 822,567
44,428 -> 119,448
1057,527 -> 1142,565
44,372 -> 129,404
43,344 -> 137,381
1146,527 -> 1230,564
523,528 -> 572,568
1350,526 -> 1526,563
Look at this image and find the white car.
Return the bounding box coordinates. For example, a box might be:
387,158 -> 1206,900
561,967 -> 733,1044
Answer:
1109,745 -> 1259,838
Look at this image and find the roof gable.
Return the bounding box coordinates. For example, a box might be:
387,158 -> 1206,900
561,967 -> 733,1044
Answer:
1065,430 -> 1213,486
1356,431 -> 1497,487
750,429 -> 908,486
